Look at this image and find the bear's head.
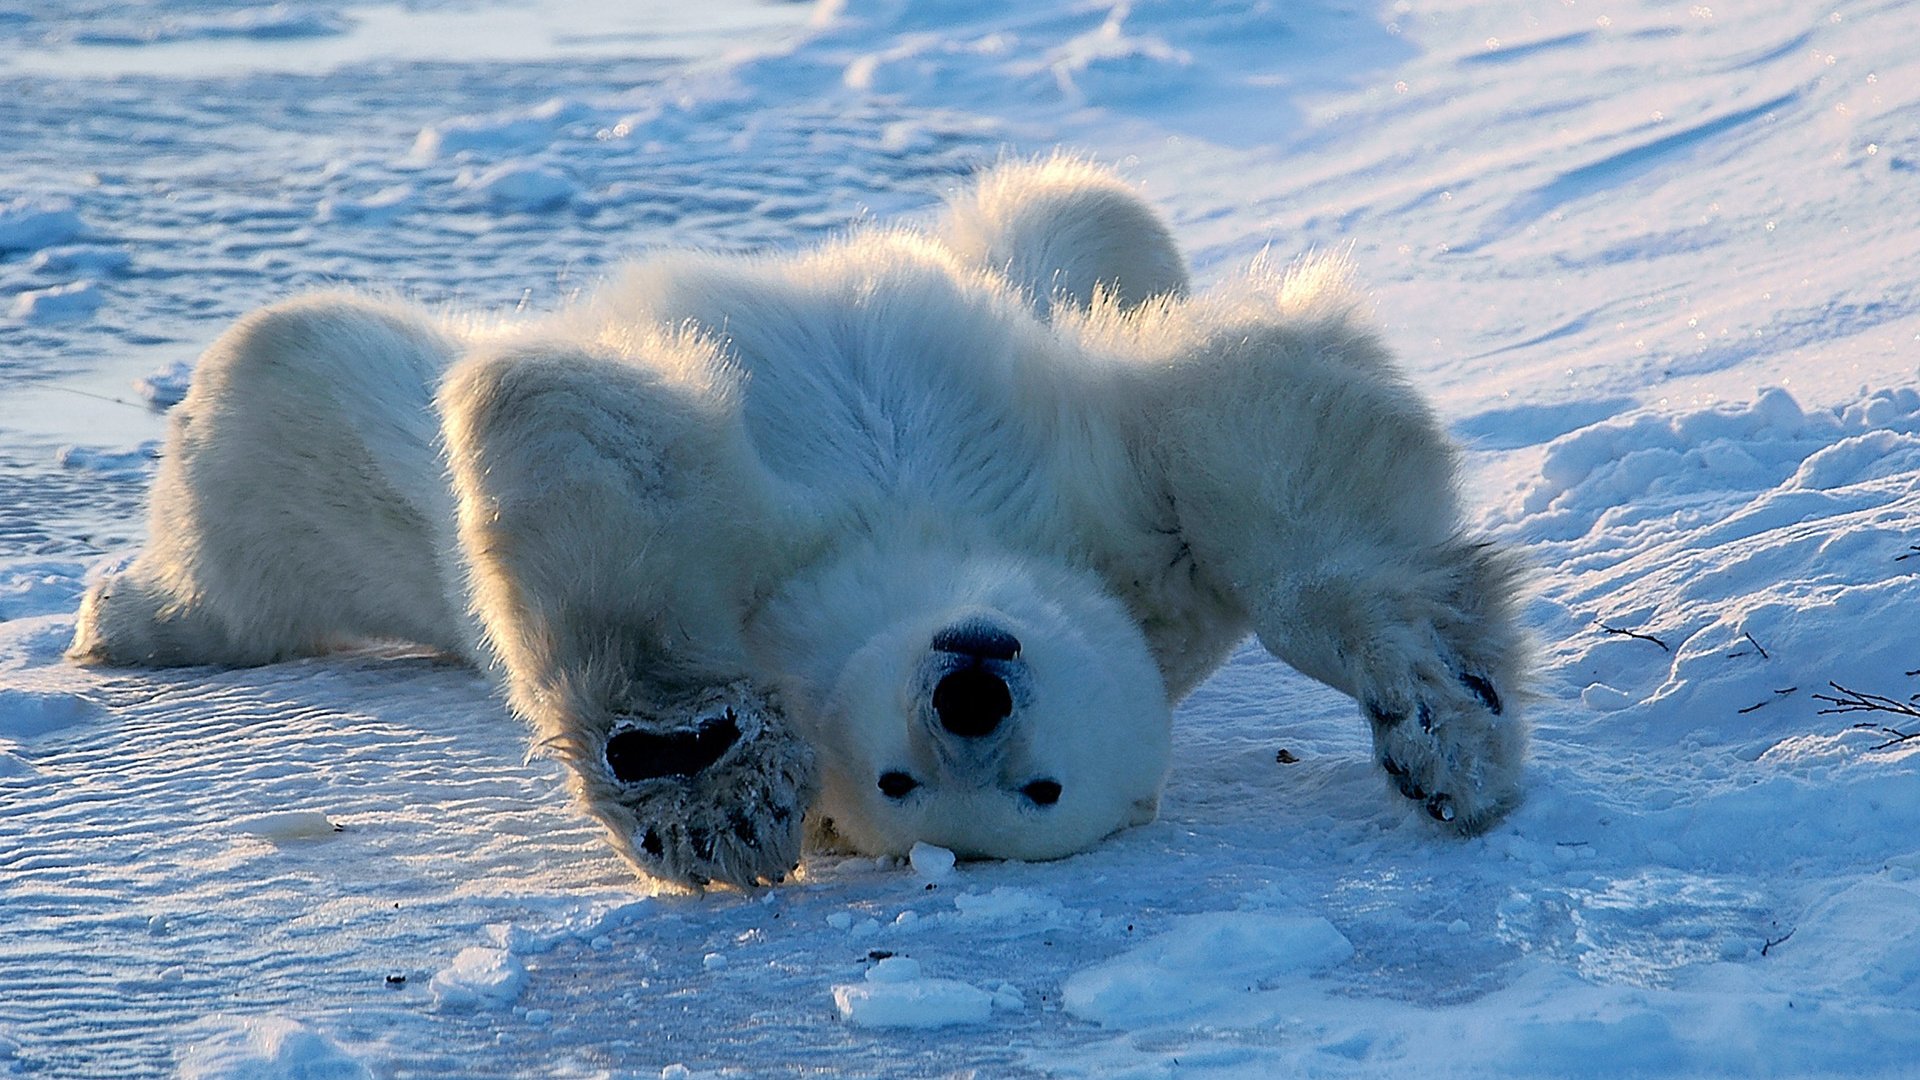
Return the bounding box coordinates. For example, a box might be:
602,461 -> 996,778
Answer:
752,543 -> 1172,862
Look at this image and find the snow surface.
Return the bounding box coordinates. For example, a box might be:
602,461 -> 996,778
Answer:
4,0 -> 1920,1076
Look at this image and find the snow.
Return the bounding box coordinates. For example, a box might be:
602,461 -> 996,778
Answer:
9,281 -> 103,325
427,947 -> 529,1012
830,956 -> 1012,1028
135,360 -> 196,409
0,196 -> 85,253
4,0 -> 1919,1076
1061,912 -> 1354,1027
907,840 -> 956,880
175,1016 -> 372,1080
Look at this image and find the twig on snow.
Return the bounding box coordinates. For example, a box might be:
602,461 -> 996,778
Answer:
1737,687 -> 1797,714
1812,682 -> 1920,749
1761,929 -> 1795,957
1846,723 -> 1920,751
1813,681 -> 1920,720
1895,545 -> 1920,562
1598,622 -> 1671,652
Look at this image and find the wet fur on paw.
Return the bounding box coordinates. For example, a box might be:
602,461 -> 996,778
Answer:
570,681 -> 817,888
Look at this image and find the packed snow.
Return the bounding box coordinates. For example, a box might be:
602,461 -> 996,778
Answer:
4,0 -> 1919,1076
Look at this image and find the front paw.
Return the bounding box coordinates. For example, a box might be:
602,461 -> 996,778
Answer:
582,681 -> 817,888
1362,659 -> 1525,833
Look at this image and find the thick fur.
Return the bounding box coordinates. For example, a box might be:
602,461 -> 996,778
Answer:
71,156 -> 1530,887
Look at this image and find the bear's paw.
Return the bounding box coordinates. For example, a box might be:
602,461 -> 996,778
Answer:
593,682 -> 817,889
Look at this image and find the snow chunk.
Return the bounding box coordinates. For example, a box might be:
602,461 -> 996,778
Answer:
950,886 -> 1066,924
428,947 -> 527,1011
30,246 -> 131,276
457,163 -> 577,213
136,360 -> 195,410
176,1016 -> 371,1080
1765,879 -> 1920,994
0,688 -> 98,739
832,956 -> 1010,1028
0,196 -> 85,252
315,184 -> 417,224
1581,683 -> 1635,711
10,281 -> 102,324
908,841 -> 955,880
1784,430 -> 1920,491
0,562 -> 86,621
1062,912 -> 1353,1027
410,98 -> 592,162
234,811 -> 340,842
57,441 -> 159,475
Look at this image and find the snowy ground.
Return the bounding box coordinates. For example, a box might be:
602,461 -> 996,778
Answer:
4,0 -> 1919,1076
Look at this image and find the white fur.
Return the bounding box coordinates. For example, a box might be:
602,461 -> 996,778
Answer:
71,158 -> 1530,888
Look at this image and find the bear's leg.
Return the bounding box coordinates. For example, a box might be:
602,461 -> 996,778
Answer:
69,294 -> 471,668
439,341 -> 815,888
938,156 -> 1189,321
1153,261 -> 1530,831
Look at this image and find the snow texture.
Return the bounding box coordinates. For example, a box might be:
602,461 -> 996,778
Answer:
3,0 -> 1919,1076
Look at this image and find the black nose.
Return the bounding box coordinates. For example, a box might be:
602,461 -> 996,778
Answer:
933,667 -> 1013,738
931,620 -> 1021,662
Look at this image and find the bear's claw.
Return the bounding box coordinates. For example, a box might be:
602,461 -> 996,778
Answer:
1358,649 -> 1522,834
589,681 -> 817,889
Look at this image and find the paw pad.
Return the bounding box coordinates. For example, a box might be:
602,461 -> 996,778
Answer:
1459,672 -> 1503,715
606,711 -> 740,782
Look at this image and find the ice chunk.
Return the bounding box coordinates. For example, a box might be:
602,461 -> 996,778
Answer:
908,841 -> 955,880
832,957 -> 997,1028
136,360 -> 194,410
234,811 -> 340,842
428,947 -> 527,1011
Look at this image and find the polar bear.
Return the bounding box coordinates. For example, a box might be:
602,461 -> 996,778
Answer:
69,157 -> 1529,888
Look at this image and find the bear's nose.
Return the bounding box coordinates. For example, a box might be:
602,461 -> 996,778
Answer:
933,667 -> 1013,738
931,619 -> 1021,662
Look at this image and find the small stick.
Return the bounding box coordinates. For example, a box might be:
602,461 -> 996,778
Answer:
1598,623 -> 1671,652
1761,929 -> 1795,956
1736,687 -> 1797,714
1895,545 -> 1920,562
1741,632 -> 1769,660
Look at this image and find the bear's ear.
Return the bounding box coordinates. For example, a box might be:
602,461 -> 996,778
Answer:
1129,795 -> 1161,826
